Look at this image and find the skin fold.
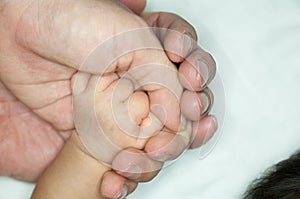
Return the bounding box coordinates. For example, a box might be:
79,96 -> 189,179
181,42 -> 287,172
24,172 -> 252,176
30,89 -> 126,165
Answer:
0,0 -> 217,198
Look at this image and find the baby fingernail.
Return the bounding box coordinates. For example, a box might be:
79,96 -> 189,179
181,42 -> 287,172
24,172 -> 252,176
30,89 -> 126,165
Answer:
179,115 -> 187,131
116,186 -> 128,199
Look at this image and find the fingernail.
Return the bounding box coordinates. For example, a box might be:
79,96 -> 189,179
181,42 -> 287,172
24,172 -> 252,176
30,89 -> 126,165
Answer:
149,151 -> 173,162
179,115 -> 187,131
124,164 -> 142,180
199,92 -> 210,116
202,116 -> 218,144
210,116 -> 218,132
116,186 -> 128,199
196,58 -> 210,87
183,32 -> 194,54
178,119 -> 192,140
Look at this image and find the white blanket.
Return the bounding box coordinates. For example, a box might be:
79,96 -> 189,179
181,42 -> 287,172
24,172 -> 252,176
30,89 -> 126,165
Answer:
1,0 -> 300,198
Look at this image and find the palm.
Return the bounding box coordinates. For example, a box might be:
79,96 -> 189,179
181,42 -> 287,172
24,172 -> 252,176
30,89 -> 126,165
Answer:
0,51 -> 76,181
0,4 -> 167,181
0,0 -> 86,181
0,0 -> 216,187
0,0 -> 151,181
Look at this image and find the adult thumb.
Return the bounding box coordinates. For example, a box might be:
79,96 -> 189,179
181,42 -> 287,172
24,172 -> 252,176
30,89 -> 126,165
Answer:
119,0 -> 146,15
15,0 -> 157,73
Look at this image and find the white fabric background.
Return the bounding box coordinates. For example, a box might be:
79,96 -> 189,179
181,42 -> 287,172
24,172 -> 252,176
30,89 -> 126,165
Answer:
1,0 -> 300,198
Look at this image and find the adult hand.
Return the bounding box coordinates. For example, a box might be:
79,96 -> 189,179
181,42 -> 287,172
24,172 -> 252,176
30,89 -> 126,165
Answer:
0,0 -> 217,198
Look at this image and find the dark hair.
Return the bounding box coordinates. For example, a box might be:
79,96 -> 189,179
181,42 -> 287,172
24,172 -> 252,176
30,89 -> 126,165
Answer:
243,150 -> 300,199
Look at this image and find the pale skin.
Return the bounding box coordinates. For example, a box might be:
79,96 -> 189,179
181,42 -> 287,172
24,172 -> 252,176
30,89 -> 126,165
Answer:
32,61 -> 215,199
0,0 -> 217,198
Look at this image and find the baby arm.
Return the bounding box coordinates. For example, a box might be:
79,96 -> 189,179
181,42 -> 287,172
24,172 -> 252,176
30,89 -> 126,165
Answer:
31,132 -> 108,199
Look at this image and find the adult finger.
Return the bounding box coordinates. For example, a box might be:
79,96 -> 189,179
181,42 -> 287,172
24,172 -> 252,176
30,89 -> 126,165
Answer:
180,88 -> 213,121
142,12 -> 198,63
112,148 -> 162,182
15,0 -> 157,73
119,0 -> 146,15
144,118 -> 192,162
189,115 -> 218,149
178,49 -> 216,92
101,171 -> 137,199
142,12 -> 216,91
